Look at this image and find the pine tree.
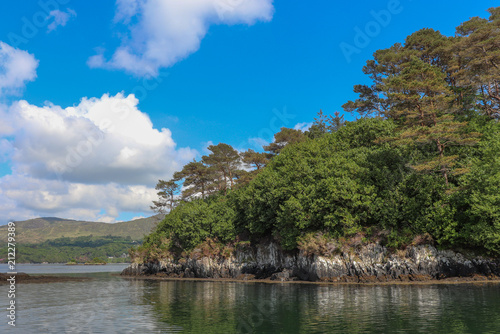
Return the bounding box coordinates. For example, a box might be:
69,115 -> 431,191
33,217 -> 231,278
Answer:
453,7 -> 500,118
328,111 -> 346,132
378,56 -> 480,185
150,179 -> 179,213
264,127 -> 307,155
173,160 -> 215,199
202,143 -> 241,193
344,34 -> 483,185
241,149 -> 271,170
307,110 -> 346,138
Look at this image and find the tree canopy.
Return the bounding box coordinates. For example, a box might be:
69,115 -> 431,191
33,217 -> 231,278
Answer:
141,8 -> 500,262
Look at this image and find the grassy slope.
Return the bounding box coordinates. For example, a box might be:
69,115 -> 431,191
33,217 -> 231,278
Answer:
0,215 -> 164,244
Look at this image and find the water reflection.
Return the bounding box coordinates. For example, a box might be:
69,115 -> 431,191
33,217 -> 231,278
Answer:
144,281 -> 500,334
1,275 -> 499,334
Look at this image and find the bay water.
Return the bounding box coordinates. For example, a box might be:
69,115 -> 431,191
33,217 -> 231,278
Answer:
1,264 -> 499,333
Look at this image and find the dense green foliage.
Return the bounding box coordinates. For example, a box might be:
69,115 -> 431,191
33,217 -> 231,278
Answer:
2,235 -> 138,263
146,195 -> 236,252
141,117 -> 500,257
140,8 -> 500,260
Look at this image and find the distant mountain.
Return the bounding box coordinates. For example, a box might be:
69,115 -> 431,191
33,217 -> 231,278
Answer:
0,215 -> 164,244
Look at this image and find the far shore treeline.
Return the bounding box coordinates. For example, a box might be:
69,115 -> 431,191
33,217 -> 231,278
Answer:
1,235 -> 137,264
135,8 -> 500,262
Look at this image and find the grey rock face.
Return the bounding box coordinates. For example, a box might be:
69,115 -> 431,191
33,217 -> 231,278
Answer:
121,243 -> 500,282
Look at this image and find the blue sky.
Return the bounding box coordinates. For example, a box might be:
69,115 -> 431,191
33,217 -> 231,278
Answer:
0,0 -> 494,223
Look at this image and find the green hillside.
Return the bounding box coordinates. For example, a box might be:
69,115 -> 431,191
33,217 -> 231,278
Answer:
0,215 -> 163,244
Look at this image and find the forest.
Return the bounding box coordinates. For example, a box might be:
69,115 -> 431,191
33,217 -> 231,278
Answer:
134,8 -> 500,262
1,235 -> 137,263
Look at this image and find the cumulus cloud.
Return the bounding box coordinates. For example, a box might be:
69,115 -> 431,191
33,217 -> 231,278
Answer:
88,0 -> 274,76
0,42 -> 38,96
0,138 -> 13,163
6,93 -> 196,184
47,9 -> 77,32
0,93 -> 197,223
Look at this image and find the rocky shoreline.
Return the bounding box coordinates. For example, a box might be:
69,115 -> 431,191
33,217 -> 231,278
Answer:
0,273 -> 91,284
121,243 -> 500,283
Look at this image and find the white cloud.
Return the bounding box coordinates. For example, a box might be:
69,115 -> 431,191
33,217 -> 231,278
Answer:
294,122 -> 312,132
0,138 -> 13,163
89,0 -> 274,76
0,174 -> 157,223
201,140 -> 214,155
47,9 -> 77,32
6,93 -> 196,185
0,92 -> 197,223
0,42 -> 38,96
0,103 -> 16,136
248,137 -> 269,149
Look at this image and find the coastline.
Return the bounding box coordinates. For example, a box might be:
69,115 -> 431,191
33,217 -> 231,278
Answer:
121,243 -> 500,285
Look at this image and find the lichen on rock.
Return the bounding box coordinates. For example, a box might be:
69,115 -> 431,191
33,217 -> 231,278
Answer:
121,243 -> 500,283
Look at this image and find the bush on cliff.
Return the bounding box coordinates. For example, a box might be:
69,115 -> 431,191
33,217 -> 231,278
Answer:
144,194 -> 236,253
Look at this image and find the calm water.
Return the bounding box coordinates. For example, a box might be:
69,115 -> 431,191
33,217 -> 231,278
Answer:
1,265 -> 499,333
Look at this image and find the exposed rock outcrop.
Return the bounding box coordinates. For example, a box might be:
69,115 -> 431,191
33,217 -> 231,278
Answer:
121,243 -> 500,282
